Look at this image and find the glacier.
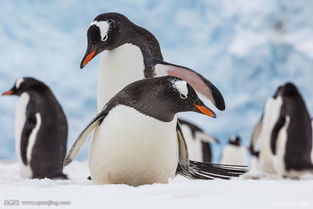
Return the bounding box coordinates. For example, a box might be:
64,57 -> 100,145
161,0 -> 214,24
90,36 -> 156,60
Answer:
0,0 -> 312,161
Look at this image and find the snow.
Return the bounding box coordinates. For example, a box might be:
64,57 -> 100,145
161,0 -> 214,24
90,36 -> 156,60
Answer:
0,161 -> 313,209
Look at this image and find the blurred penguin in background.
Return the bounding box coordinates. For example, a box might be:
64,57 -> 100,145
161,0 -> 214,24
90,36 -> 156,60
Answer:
179,119 -> 219,162
2,78 -> 68,179
220,136 -> 248,166
248,82 -> 313,179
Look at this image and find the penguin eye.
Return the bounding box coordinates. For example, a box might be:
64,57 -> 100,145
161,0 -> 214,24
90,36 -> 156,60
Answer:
180,94 -> 187,99
102,35 -> 108,42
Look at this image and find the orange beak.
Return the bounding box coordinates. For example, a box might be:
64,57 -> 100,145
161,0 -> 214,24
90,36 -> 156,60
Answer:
194,104 -> 216,118
2,90 -> 13,96
81,50 -> 97,68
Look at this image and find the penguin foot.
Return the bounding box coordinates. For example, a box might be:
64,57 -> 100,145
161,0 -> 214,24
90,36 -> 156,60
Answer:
87,176 -> 92,180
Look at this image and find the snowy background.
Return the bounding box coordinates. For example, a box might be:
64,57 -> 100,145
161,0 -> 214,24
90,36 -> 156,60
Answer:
1,0 -> 313,161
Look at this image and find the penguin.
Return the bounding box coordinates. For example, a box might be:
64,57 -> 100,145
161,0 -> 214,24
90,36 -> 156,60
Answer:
64,76 -> 246,186
220,136 -> 248,166
79,12 -> 225,162
178,119 -> 219,162
2,78 -> 68,179
269,82 -> 313,178
80,12 -> 225,111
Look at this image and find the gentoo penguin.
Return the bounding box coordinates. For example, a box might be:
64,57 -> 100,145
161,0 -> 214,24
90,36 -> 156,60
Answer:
79,12 -> 225,162
220,136 -> 248,166
64,77 -> 246,186
178,119 -> 219,162
2,78 -> 68,179
269,83 -> 313,178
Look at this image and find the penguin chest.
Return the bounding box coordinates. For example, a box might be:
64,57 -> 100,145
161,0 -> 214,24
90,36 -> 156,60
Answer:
97,44 -> 145,111
259,97 -> 283,173
89,106 -> 179,186
15,93 -> 30,163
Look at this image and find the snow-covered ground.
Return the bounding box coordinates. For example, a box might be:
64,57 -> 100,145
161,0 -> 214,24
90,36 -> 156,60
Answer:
0,161 -> 312,209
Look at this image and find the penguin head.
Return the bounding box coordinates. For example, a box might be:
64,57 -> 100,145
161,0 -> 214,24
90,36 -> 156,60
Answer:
273,82 -> 300,98
165,77 -> 216,117
2,77 -> 46,96
281,82 -> 300,97
116,76 -> 216,121
80,13 -> 129,69
229,135 -> 241,146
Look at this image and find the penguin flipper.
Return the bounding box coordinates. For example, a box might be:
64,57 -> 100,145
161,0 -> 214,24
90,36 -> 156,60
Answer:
271,114 -> 286,155
176,123 -> 190,172
152,58 -> 225,111
63,110 -> 108,167
21,113 -> 37,165
175,122 -> 248,179
181,161 -> 248,180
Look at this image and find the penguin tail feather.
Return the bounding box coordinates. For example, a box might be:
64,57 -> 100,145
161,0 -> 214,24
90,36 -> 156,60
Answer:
177,160 -> 248,180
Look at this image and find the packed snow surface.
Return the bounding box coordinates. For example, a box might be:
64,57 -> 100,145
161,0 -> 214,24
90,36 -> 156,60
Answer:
0,161 -> 313,209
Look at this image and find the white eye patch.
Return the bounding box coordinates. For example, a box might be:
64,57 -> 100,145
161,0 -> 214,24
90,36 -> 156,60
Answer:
90,20 -> 110,41
172,80 -> 188,98
15,78 -> 24,89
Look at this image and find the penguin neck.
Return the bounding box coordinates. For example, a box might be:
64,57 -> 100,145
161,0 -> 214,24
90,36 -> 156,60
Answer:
97,43 -> 145,112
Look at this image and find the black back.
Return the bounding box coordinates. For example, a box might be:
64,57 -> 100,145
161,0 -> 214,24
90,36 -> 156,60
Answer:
272,82 -> 312,171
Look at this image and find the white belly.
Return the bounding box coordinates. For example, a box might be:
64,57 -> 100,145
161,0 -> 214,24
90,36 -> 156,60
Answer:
180,124 -> 202,162
89,105 -> 179,186
274,116 -> 290,176
259,96 -> 283,173
15,93 -> 32,178
220,145 -> 248,166
97,43 -> 145,111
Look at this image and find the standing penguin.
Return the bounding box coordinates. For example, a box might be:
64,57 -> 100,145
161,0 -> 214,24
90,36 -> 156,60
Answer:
269,82 -> 313,178
178,119 -> 219,162
2,78 -> 68,179
220,136 -> 248,166
64,77 -> 246,186
79,12 -> 225,162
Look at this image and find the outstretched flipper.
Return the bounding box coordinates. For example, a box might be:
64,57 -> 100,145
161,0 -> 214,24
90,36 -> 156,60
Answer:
152,59 -> 225,111
177,161 -> 248,180
63,110 -> 108,167
176,122 -> 247,180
